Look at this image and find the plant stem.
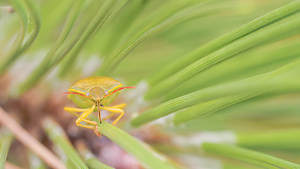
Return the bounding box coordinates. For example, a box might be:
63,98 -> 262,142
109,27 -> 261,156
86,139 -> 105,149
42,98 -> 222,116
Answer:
29,153 -> 47,169
131,60 -> 300,127
59,0 -> 126,77
0,0 -> 40,75
43,119 -> 88,169
173,94 -> 254,125
98,1 -> 233,76
237,130 -> 300,150
97,121 -> 180,169
97,0 -> 148,57
0,107 -> 66,169
5,162 -> 24,169
17,0 -> 84,95
0,129 -> 13,169
96,0 -> 190,75
76,141 -> 114,169
148,0 -> 300,86
145,11 -> 300,100
164,39 -> 300,101
202,143 -> 300,169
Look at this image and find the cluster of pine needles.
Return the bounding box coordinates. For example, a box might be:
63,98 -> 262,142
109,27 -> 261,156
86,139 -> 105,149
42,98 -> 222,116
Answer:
1,0 -> 300,168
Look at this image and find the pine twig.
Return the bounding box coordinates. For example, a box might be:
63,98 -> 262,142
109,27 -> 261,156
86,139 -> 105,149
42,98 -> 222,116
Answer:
0,107 -> 66,169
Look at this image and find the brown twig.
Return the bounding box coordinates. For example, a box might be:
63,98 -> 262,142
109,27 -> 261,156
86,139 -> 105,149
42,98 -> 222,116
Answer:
0,107 -> 66,169
5,162 -> 24,169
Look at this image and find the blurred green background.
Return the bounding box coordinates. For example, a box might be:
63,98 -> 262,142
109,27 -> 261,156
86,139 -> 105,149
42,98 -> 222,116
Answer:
1,0 -> 300,169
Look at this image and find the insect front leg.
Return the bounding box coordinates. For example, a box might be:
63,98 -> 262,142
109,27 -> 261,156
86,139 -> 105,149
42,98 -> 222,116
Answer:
64,107 -> 90,117
75,104 -> 97,129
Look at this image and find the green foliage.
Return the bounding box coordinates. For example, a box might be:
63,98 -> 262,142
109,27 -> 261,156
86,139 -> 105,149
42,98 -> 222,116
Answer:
18,0 -> 84,94
0,129 -> 13,169
97,121 -> 180,169
79,148 -> 114,169
44,119 -> 89,169
165,39 -> 300,100
147,0 -> 300,86
202,143 -> 300,169
145,7 -> 300,100
131,66 -> 300,126
1,0 -> 300,168
96,0 -> 190,75
237,130 -> 300,150
29,153 -> 47,169
0,0 -> 40,75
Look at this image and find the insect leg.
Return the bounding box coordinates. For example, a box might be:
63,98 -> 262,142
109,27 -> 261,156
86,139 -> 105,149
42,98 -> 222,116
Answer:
101,106 -> 124,125
75,104 -> 97,129
112,103 -> 127,109
102,104 -> 126,120
64,107 -> 90,117
102,112 -> 116,120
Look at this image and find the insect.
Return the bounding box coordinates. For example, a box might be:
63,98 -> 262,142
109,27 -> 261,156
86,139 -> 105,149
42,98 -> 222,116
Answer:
63,76 -> 134,136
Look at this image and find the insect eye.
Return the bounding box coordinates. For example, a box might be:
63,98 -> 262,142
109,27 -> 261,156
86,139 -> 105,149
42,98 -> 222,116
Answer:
86,92 -> 90,96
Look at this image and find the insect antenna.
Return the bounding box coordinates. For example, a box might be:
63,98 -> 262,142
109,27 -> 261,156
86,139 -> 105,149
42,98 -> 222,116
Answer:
62,92 -> 92,99
103,86 -> 135,98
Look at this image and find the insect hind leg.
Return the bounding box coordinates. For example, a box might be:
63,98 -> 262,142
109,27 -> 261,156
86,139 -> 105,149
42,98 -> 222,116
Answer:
101,106 -> 124,125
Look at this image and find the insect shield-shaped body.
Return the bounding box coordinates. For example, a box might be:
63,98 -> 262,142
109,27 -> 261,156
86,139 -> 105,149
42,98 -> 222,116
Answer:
63,76 -> 134,136
68,77 -> 123,108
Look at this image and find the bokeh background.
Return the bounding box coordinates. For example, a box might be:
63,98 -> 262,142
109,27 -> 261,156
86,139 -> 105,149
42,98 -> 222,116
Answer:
1,0 -> 300,169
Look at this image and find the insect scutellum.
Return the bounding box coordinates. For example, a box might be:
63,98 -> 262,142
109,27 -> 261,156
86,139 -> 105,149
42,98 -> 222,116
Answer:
86,86 -> 111,124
